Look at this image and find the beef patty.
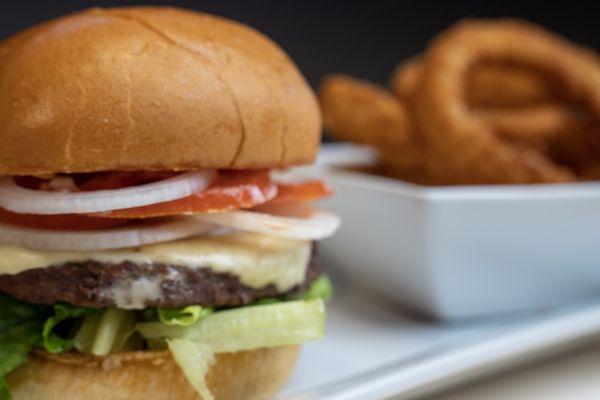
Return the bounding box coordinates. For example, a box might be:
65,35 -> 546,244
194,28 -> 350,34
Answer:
0,246 -> 321,309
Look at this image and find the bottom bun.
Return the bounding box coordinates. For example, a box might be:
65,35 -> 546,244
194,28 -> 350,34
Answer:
7,346 -> 299,400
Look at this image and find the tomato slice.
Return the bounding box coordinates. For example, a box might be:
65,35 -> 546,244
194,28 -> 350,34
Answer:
94,172 -> 332,219
0,208 -> 130,231
98,171 -> 278,219
14,171 -> 179,192
76,171 -> 180,191
268,180 -> 333,205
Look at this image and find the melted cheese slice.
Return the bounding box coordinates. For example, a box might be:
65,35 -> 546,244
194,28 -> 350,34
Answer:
0,233 -> 311,292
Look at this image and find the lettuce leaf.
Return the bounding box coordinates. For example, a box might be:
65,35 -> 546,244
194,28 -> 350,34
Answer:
0,381 -> 9,400
0,294 -> 47,331
0,294 -> 48,400
0,323 -> 42,400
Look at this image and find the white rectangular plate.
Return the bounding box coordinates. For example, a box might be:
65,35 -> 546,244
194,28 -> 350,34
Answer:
278,273 -> 600,400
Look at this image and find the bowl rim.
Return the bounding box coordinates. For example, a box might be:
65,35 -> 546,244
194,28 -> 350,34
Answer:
311,144 -> 600,202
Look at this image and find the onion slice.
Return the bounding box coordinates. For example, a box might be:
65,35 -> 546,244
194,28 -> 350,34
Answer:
0,171 -> 216,215
192,203 -> 341,240
0,217 -> 216,251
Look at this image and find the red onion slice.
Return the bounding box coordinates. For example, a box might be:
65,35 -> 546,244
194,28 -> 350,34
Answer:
0,171 -> 216,215
192,203 -> 341,240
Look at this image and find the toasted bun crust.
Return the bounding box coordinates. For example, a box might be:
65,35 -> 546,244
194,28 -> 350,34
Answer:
0,7 -> 320,175
7,346 -> 299,400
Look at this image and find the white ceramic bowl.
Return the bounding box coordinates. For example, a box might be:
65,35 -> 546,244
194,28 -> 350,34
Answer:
296,144 -> 600,320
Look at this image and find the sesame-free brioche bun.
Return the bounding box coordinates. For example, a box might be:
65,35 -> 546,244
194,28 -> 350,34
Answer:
0,7 -> 320,176
7,346 -> 299,400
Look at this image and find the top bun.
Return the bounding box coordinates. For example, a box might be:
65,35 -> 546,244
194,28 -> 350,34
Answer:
0,7 -> 321,175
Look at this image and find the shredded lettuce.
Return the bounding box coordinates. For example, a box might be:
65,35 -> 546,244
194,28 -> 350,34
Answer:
74,312 -> 103,353
147,299 -> 325,400
82,308 -> 137,356
0,276 -> 331,400
295,275 -> 334,302
251,276 -> 334,306
253,298 -> 281,305
158,306 -> 213,327
137,299 -> 325,351
42,304 -> 99,353
168,340 -> 215,400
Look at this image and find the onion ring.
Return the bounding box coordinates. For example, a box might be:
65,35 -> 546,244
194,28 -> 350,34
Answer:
390,57 -> 423,103
391,56 -> 586,155
0,217 -> 216,251
319,75 -> 421,172
391,56 -> 553,107
414,19 -> 600,184
467,62 -> 553,107
478,103 -> 585,151
0,171 -> 216,215
193,203 -> 341,240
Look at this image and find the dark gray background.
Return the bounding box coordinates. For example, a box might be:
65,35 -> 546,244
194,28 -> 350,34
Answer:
2,1 -> 599,88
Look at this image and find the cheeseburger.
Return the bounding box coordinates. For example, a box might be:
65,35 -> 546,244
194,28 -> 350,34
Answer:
0,7 -> 339,400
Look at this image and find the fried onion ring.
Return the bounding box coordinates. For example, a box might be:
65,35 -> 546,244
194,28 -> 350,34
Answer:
468,62 -> 554,107
390,57 -> 422,103
478,102 -> 584,150
391,56 -> 553,107
415,19 -> 600,184
392,56 -> 583,160
319,75 -> 422,171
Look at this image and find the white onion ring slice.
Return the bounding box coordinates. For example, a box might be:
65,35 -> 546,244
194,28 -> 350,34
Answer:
0,171 -> 216,215
192,203 -> 341,240
0,218 -> 216,251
